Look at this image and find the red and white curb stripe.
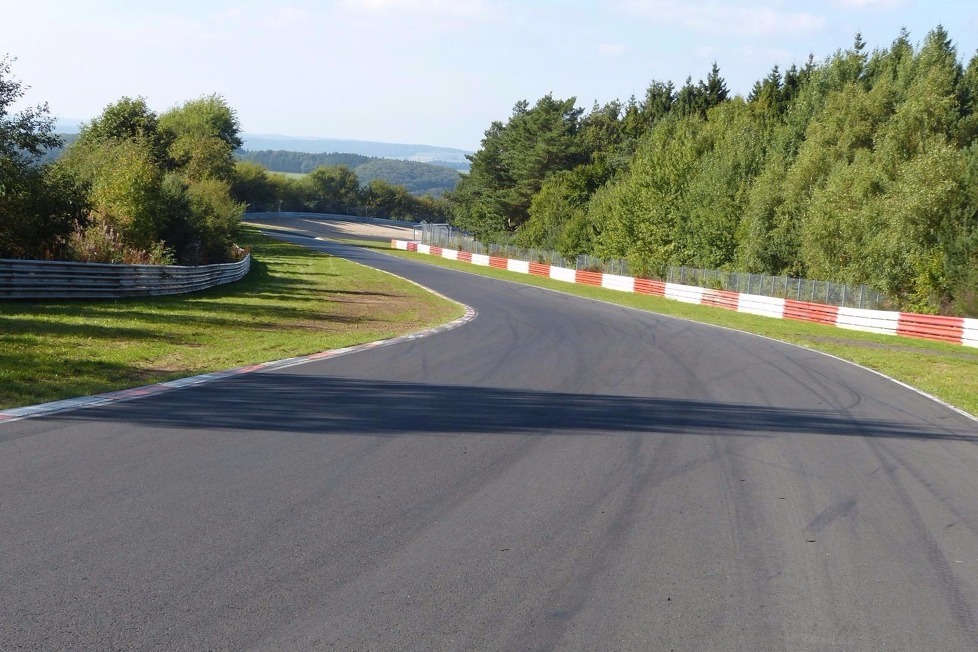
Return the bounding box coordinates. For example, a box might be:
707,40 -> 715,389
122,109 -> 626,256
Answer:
393,239 -> 978,349
0,305 -> 476,425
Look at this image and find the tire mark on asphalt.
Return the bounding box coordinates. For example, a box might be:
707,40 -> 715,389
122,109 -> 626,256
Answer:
864,436 -> 978,643
805,496 -> 858,534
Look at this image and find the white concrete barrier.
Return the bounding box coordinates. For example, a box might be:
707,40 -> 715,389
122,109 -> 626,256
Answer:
507,259 -> 530,274
549,266 -> 577,283
738,294 -> 786,319
602,274 -> 635,293
837,307 -> 901,335
963,318 -> 978,348
665,283 -> 705,304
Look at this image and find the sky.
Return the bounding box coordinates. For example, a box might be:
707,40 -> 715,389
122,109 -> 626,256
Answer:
4,0 -> 978,151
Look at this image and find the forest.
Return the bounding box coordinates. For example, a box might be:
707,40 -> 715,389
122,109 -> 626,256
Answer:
237,150 -> 462,196
231,160 -> 453,221
448,27 -> 978,316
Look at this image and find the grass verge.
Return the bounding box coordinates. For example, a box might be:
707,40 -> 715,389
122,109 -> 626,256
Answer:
375,243 -> 978,418
0,228 -> 462,410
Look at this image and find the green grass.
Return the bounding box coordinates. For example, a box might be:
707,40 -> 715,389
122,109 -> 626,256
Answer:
0,228 -> 462,410
376,244 -> 978,418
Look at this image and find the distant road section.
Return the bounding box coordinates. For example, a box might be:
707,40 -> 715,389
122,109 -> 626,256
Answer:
2,223 -> 977,651
243,212 -> 416,242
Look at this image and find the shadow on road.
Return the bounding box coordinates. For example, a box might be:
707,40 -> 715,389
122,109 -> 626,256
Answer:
52,374 -> 976,442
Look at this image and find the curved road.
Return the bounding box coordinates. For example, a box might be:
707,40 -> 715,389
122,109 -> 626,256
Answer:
2,219 -> 978,650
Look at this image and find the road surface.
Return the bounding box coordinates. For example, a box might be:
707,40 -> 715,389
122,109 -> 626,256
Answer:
2,219 -> 977,650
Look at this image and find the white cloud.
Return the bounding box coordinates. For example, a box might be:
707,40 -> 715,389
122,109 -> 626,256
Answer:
617,1 -> 825,37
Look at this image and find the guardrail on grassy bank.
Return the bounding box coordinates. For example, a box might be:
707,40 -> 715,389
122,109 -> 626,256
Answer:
392,239 -> 978,349
0,255 -> 251,300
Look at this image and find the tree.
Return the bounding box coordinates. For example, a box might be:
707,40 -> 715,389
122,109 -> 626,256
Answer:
699,62 -> 729,112
674,76 -> 702,118
516,167 -> 590,252
642,81 -> 675,126
74,96 -> 171,165
60,95 -> 247,263
0,55 -> 82,259
232,161 -> 279,212
362,178 -> 406,218
159,95 -> 241,182
158,94 -> 243,149
305,165 -> 362,213
0,56 -> 60,169
588,114 -> 707,275
449,94 -> 586,237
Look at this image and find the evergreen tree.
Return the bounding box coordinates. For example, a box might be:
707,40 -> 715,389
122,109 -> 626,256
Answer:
449,94 -> 585,237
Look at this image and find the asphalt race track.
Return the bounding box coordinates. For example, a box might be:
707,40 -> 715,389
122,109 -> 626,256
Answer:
3,217 -> 978,650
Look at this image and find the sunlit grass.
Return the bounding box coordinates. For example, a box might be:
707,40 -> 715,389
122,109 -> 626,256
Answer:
0,228 -> 462,409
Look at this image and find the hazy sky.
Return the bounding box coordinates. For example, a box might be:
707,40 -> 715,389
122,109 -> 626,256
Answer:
4,0 -> 978,150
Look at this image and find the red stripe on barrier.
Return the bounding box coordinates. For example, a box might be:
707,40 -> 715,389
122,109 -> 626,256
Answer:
458,251 -> 472,263
489,256 -> 508,269
784,300 -> 840,325
701,289 -> 740,311
897,313 -> 965,344
529,262 -> 551,277
430,246 -> 443,256
407,242 -> 419,252
575,270 -> 603,286
634,278 -> 666,296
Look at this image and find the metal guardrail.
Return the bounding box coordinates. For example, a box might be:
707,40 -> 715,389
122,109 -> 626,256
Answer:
0,255 -> 251,300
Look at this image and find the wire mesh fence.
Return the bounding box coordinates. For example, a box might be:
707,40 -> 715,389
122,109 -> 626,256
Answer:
665,267 -> 886,309
412,223 -> 888,309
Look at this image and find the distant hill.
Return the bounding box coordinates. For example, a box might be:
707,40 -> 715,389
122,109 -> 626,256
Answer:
241,134 -> 471,172
35,133 -> 78,165
37,128 -> 469,195
238,150 -> 462,196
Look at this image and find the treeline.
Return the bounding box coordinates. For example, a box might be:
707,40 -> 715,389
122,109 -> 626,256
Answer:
232,161 -> 453,222
238,150 -> 370,172
237,149 -> 462,196
1,56 -> 245,265
449,27 -> 978,315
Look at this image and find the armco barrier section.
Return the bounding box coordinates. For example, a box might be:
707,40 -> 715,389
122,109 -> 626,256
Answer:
0,255 -> 251,300
392,240 -> 978,349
